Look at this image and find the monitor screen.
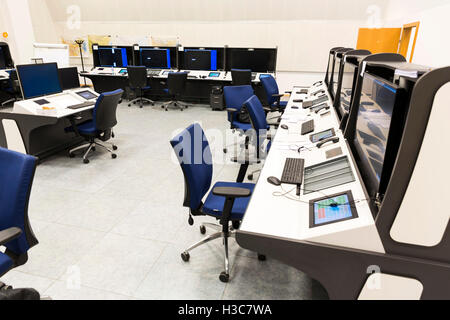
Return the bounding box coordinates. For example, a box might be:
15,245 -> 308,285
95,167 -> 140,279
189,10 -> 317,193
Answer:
309,191 -> 358,228
184,49 -> 217,71
17,63 -> 62,99
98,48 -> 128,67
353,73 -> 397,194
0,47 -> 6,69
208,72 -> 220,77
58,67 -> 80,90
332,57 -> 342,98
140,48 -> 171,69
339,63 -> 357,118
325,53 -> 334,85
228,48 -> 276,73
76,90 -> 98,100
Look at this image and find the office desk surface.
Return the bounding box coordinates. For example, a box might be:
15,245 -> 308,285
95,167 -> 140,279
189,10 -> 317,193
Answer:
12,88 -> 98,118
238,83 -> 385,254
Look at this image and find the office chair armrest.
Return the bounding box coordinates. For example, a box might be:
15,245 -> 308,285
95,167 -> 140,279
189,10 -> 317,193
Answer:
226,108 -> 238,113
0,228 -> 22,246
213,187 -> 251,198
285,91 -> 292,95
272,94 -> 284,98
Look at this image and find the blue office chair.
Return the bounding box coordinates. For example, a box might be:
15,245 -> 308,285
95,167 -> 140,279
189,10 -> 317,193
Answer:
170,123 -> 256,282
0,147 -> 38,278
260,75 -> 289,112
127,66 -> 155,108
223,85 -> 254,154
162,72 -> 189,111
68,89 -> 123,164
243,95 -> 273,181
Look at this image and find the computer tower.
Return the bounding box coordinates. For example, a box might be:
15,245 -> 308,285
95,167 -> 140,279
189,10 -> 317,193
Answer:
210,86 -> 224,111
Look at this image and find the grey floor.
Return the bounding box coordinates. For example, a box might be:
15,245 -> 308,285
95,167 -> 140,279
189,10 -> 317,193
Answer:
0,101 -> 328,300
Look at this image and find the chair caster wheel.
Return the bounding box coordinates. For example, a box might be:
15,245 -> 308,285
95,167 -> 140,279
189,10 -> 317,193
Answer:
83,159 -> 90,164
219,272 -> 229,283
200,225 -> 206,235
223,148 -> 227,153
92,147 -> 96,152
113,146 -> 118,151
111,154 -> 117,159
128,104 -> 131,107
69,153 -> 75,158
181,252 -> 190,262
152,103 -> 155,106
248,174 -> 254,181
232,221 -> 240,230
165,109 -> 168,112
257,254 -> 266,261
188,216 -> 194,226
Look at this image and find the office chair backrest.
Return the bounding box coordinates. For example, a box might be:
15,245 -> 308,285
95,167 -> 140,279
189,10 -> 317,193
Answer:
223,85 -> 254,123
127,66 -> 148,89
170,123 -> 213,210
244,95 -> 269,157
58,67 -> 80,90
231,69 -> 252,86
0,147 -> 38,258
8,70 -> 20,92
260,75 -> 279,106
93,89 -> 123,132
168,72 -> 188,97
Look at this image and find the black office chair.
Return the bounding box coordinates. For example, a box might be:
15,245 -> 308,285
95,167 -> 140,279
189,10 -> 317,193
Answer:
68,89 -> 123,164
162,72 -> 189,111
231,69 -> 252,86
127,66 -> 154,108
1,70 -> 21,107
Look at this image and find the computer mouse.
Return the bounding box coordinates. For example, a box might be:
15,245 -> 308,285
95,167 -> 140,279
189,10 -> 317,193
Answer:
281,124 -> 289,130
267,176 -> 282,186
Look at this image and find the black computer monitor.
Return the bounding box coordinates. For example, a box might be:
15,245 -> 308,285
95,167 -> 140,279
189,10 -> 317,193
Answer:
98,47 -> 129,67
353,73 -> 406,200
227,48 -> 277,73
183,49 -> 218,71
16,63 -> 63,99
140,48 -> 171,69
331,56 -> 342,99
325,53 -> 334,85
0,47 -> 6,69
338,62 -> 357,119
58,67 -> 80,90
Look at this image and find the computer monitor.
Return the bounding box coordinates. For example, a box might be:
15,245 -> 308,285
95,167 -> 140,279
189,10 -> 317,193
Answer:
140,48 -> 171,69
0,47 -> 6,69
353,73 -> 406,201
98,47 -> 129,68
16,63 -> 63,100
331,56 -> 342,99
227,48 -> 277,73
338,62 -> 357,119
183,49 -> 217,71
58,67 -> 80,90
325,53 -> 334,85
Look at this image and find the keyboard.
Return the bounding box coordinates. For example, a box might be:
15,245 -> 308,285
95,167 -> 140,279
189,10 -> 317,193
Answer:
67,101 -> 96,110
147,69 -> 161,76
281,158 -> 305,185
301,119 -> 315,135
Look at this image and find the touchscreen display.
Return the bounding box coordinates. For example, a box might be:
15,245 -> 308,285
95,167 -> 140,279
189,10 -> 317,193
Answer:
310,191 -> 358,227
76,90 -> 98,100
208,72 -> 220,77
310,129 -> 335,143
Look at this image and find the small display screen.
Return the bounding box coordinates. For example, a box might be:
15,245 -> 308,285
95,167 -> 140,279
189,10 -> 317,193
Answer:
76,90 -> 98,100
119,69 -> 127,74
310,129 -> 335,143
310,191 -> 358,228
162,71 -> 170,75
34,99 -> 50,105
311,103 -> 328,113
208,72 -> 220,77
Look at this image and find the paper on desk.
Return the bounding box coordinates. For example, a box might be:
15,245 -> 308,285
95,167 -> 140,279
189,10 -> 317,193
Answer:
281,114 -> 308,123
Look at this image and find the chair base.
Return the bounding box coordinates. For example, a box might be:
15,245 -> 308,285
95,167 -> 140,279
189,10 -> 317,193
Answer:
69,140 -> 118,164
1,98 -> 16,107
181,222 -> 236,283
128,97 -> 155,108
162,100 -> 189,111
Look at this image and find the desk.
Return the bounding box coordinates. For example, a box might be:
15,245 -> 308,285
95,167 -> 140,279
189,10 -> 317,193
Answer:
0,88 -> 98,160
81,68 -> 275,104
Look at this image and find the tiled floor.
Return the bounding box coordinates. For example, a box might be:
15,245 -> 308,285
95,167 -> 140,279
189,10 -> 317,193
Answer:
0,101 -> 328,300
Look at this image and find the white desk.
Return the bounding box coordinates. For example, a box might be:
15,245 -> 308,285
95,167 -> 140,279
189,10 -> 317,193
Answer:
238,82 -> 385,253
13,88 -> 98,118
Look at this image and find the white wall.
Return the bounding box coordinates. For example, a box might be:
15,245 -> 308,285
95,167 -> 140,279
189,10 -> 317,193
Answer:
384,0 -> 450,67
32,0 -> 392,73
